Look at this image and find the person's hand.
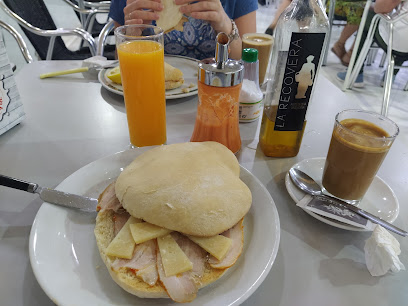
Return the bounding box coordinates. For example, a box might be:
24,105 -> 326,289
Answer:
124,0 -> 163,25
174,0 -> 232,34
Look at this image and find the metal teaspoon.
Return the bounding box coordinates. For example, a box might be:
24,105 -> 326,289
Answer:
288,167 -> 408,237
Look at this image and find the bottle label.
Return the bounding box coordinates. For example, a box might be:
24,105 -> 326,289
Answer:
239,99 -> 263,122
274,32 -> 326,131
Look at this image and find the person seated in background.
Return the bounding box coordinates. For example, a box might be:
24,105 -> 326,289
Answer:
264,0 -> 291,35
264,0 -> 364,67
109,0 -> 257,60
336,0 -> 408,87
330,0 -> 366,66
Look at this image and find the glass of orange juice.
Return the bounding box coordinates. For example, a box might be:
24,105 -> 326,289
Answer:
115,25 -> 166,147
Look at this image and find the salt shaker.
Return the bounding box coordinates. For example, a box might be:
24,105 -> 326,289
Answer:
190,33 -> 244,153
239,48 -> 263,122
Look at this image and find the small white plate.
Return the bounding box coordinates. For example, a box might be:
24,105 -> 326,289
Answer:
285,157 -> 399,231
29,148 -> 280,306
98,55 -> 198,100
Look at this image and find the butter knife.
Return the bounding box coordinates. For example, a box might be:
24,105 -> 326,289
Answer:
0,174 -> 98,212
39,60 -> 119,79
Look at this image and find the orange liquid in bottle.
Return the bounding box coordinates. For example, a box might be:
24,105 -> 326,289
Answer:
191,82 -> 242,153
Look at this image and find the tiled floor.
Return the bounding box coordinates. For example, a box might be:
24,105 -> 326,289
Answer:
0,1 -> 407,131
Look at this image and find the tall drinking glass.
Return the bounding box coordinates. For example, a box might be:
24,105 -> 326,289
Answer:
115,25 -> 166,147
322,109 -> 399,204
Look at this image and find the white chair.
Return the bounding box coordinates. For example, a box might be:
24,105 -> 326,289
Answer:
343,1 -> 408,117
62,0 -> 110,36
96,19 -> 114,57
0,20 -> 33,64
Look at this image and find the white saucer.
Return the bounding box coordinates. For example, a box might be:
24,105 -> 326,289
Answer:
285,157 -> 399,231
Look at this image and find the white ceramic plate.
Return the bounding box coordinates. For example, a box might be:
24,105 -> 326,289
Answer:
285,157 -> 399,231
98,55 -> 198,99
29,147 -> 280,306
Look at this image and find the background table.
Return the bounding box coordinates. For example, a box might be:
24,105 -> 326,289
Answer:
1,61 -> 407,306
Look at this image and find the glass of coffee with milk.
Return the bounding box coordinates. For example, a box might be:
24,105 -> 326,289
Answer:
322,109 -> 399,205
242,33 -> 273,86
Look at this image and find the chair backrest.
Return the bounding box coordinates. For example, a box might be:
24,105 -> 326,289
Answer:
0,20 -> 33,63
3,0 -> 87,60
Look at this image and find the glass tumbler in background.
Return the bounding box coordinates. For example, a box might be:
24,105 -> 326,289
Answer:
322,109 -> 399,204
242,33 -> 273,86
115,25 -> 166,147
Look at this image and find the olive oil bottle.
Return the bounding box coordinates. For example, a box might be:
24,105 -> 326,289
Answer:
259,0 -> 329,157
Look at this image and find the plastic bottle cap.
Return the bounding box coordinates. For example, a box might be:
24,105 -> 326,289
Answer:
242,48 -> 258,63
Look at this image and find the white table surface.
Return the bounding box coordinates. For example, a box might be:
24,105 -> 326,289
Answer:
1,61 -> 407,306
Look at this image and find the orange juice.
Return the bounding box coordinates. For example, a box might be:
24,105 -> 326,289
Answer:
190,82 -> 242,153
117,40 -> 166,147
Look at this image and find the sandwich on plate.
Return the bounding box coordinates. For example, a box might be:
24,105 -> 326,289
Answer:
107,61 -> 184,90
94,141 -> 252,303
164,62 -> 184,90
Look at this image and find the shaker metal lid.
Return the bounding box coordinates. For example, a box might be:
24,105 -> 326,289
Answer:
198,33 -> 244,87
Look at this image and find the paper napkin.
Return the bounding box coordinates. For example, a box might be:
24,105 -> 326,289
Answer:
364,225 -> 405,276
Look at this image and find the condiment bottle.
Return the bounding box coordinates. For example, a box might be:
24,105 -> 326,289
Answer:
239,48 -> 263,122
190,33 -> 244,153
259,0 -> 329,157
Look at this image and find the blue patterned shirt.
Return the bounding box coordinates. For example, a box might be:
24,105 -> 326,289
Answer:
109,0 -> 257,60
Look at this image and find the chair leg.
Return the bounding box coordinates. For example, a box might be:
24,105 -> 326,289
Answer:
322,0 -> 336,66
371,48 -> 378,64
381,23 -> 394,117
342,0 -> 373,91
379,51 -> 386,67
366,49 -> 373,66
348,14 -> 381,88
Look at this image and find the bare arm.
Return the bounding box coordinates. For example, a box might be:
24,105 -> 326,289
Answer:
374,0 -> 401,14
269,0 -> 292,29
229,10 -> 257,60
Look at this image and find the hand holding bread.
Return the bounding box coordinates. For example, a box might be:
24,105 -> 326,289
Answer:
175,0 -> 232,34
123,0 -> 231,34
124,0 -> 163,25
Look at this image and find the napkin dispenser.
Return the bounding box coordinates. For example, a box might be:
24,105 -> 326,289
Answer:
0,35 -> 25,136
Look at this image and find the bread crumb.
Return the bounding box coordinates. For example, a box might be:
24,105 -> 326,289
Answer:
188,83 -> 195,88
165,202 -> 175,209
181,88 -> 190,93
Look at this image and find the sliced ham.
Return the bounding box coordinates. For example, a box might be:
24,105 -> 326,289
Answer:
157,233 -> 207,303
171,233 -> 206,279
157,251 -> 198,303
112,240 -> 158,285
136,264 -> 158,286
208,219 -> 243,269
113,211 -> 130,236
97,182 -> 122,212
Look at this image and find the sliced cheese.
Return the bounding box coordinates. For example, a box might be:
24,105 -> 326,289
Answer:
157,234 -> 193,277
130,222 -> 172,244
188,235 -> 232,260
105,216 -> 142,259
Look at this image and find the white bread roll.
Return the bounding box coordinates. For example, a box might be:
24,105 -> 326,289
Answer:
156,0 -> 184,32
115,142 -> 252,237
